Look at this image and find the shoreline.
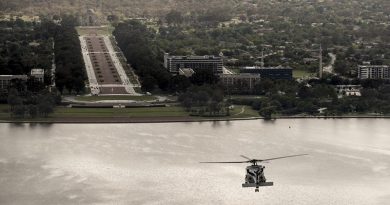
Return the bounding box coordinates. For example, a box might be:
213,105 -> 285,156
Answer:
0,115 -> 389,124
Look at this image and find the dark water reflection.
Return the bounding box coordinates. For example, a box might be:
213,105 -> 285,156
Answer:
0,119 -> 389,205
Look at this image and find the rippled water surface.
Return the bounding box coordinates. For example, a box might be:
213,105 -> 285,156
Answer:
0,119 -> 389,204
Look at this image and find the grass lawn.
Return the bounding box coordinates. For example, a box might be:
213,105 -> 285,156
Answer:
53,106 -> 189,118
228,68 -> 241,74
76,26 -> 114,36
53,105 -> 258,119
74,95 -> 157,102
0,104 -> 10,119
0,104 -> 9,110
0,103 -> 258,121
293,70 -> 317,78
230,105 -> 259,118
230,95 -> 264,100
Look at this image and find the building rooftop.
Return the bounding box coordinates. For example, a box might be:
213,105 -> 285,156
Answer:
0,75 -> 28,80
179,68 -> 195,77
31,69 -> 44,75
242,66 -> 292,70
358,65 -> 389,68
221,73 -> 261,79
166,54 -> 222,60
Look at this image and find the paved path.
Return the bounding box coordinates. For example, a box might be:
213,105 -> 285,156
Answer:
323,53 -> 336,74
234,106 -> 246,116
103,36 -> 140,95
222,66 -> 234,74
80,36 -> 100,95
78,28 -> 141,96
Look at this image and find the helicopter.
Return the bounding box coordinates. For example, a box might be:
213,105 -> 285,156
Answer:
200,154 -> 308,192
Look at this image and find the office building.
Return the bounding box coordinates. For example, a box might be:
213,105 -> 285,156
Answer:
220,73 -> 261,94
30,69 -> 45,83
358,65 -> 390,79
240,66 -> 293,80
164,53 -> 223,74
0,75 -> 28,91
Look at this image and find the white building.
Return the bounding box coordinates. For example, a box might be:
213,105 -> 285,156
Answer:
30,69 -> 45,83
336,85 -> 362,97
164,53 -> 223,74
358,65 -> 390,79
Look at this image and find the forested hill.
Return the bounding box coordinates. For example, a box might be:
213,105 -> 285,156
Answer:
3,0 -> 389,20
0,0 -> 237,16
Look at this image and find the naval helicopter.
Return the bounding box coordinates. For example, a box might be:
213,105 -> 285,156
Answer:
200,154 -> 308,192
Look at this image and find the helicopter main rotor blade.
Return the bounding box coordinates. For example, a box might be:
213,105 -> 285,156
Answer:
240,155 -> 253,161
259,154 -> 308,162
200,161 -> 250,164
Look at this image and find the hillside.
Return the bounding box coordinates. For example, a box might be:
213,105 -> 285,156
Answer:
0,0 -> 238,17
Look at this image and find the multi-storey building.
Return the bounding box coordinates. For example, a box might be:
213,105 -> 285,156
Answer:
164,53 -> 223,74
0,75 -> 28,92
336,85 -> 362,97
220,74 -> 261,94
240,66 -> 293,80
30,69 -> 45,83
358,65 -> 390,79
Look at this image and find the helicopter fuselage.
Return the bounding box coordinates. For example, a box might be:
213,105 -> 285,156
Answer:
242,165 -> 273,191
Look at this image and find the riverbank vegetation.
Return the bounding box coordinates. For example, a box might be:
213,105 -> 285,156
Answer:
2,1 -> 390,120
112,18 -> 390,118
231,77 -> 390,118
178,85 -> 229,117
6,88 -> 61,119
0,103 -> 258,121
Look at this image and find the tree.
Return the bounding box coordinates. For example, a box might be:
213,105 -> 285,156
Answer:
254,79 -> 274,95
28,104 -> 38,118
298,85 -> 313,99
179,85 -> 226,116
38,99 -> 53,117
7,88 -> 22,112
169,75 -> 191,92
113,21 -> 172,91
107,15 -> 119,25
259,106 -> 275,120
190,69 -> 219,86
13,105 -> 25,118
54,15 -> 86,94
141,75 -> 157,92
166,10 -> 183,26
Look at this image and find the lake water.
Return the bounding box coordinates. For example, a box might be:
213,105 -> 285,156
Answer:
0,119 -> 389,205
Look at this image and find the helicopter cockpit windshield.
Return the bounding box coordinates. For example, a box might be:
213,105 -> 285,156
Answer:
246,165 -> 265,184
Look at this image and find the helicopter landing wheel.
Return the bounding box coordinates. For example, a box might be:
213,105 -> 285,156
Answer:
255,188 -> 259,192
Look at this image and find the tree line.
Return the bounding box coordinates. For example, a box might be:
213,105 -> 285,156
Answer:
0,18 -> 53,85
230,77 -> 390,118
7,88 -> 61,118
178,85 -> 229,117
0,16 -> 86,95
113,20 -> 177,92
53,15 -> 86,94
